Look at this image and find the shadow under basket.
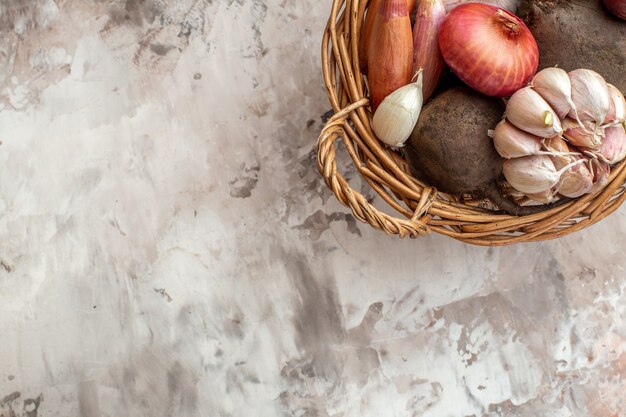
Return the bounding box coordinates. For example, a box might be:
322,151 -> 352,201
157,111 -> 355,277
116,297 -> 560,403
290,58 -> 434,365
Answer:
316,0 -> 626,246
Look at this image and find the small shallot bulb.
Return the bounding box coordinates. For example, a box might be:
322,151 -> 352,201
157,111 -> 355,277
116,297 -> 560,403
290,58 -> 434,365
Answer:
605,84 -> 626,125
503,155 -> 584,194
556,157 -> 594,198
593,124 -> 626,165
489,119 -> 575,159
506,87 -> 562,138
531,67 -> 576,119
562,118 -> 603,149
372,71 -> 424,147
567,69 -> 611,133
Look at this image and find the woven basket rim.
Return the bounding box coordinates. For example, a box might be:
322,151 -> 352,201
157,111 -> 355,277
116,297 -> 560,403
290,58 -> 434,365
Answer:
316,0 -> 626,246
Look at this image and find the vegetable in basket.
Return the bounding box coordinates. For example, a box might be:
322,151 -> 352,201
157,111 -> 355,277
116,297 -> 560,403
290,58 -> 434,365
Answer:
493,67 -> 626,203
438,4 -> 538,97
404,87 -> 557,215
372,71 -> 424,147
366,0 -> 414,111
411,0 -> 446,102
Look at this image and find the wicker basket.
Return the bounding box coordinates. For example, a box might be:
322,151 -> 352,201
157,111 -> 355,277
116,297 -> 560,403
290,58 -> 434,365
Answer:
317,0 -> 626,246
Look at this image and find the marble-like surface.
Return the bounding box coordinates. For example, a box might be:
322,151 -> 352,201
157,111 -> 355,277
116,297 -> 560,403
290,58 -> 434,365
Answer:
0,1 -> 624,416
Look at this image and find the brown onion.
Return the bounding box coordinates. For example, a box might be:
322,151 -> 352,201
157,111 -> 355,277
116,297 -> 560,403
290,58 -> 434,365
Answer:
438,4 -> 538,97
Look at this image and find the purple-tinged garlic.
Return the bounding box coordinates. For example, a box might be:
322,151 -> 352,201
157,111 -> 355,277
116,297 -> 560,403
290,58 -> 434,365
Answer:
589,124 -> 626,165
562,117 -> 603,149
567,69 -> 611,134
589,159 -> 611,193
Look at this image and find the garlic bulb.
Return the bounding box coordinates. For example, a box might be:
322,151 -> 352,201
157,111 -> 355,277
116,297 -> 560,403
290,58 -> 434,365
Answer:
556,157 -> 594,198
506,87 -> 562,138
503,154 -> 584,194
605,84 -> 626,125
594,124 -> 626,165
567,69 -> 611,133
372,71 -> 423,147
562,118 -> 603,149
531,67 -> 577,119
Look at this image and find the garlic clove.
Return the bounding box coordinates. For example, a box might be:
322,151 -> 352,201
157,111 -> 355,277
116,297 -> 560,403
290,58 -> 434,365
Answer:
544,136 -> 576,170
590,124 -> 626,165
605,84 -> 626,125
531,67 -> 576,119
367,0 -> 414,111
556,157 -> 594,198
589,158 -> 611,193
506,87 -> 562,138
503,154 -> 586,195
526,187 -> 559,204
490,119 -> 542,159
562,117 -> 603,149
372,71 -> 424,147
412,0 -> 446,102
503,155 -> 561,194
567,69 -> 611,132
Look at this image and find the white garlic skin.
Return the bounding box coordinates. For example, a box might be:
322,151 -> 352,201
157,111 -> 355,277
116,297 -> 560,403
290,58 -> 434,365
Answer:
556,159 -> 594,198
567,69 -> 611,129
545,136 -> 576,171
526,188 -> 558,204
503,155 -> 561,194
589,159 -> 611,193
491,119 -> 543,159
562,117 -> 602,149
605,84 -> 626,125
444,0 -> 519,12
372,73 -> 424,147
595,124 -> 626,165
531,67 -> 575,119
506,87 -> 562,138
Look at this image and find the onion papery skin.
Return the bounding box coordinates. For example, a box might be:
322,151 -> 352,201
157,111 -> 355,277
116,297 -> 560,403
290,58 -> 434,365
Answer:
438,4 -> 539,97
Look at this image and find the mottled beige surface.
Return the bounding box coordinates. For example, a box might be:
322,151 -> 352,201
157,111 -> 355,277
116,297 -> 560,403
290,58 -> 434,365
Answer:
0,1 -> 624,416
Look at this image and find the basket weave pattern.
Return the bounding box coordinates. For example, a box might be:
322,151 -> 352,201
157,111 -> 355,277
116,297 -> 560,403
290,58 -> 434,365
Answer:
317,0 -> 626,246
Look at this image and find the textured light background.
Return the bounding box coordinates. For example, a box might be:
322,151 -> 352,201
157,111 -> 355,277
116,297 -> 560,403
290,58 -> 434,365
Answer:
0,1 -> 624,416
